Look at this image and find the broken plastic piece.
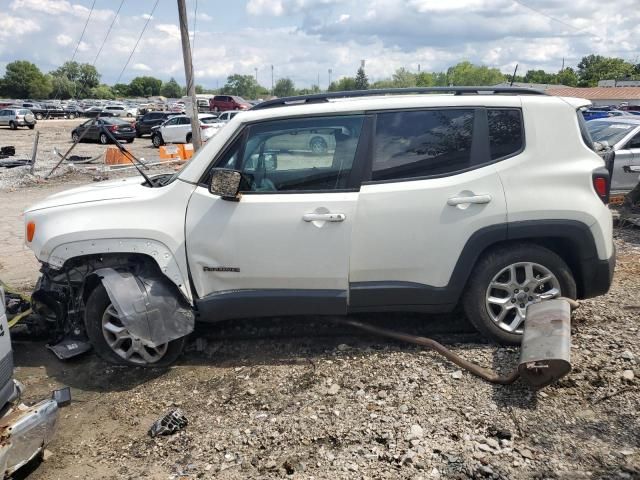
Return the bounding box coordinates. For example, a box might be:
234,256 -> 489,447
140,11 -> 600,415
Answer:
46,339 -> 92,360
52,387 -> 72,407
95,268 -> 194,347
148,409 -> 188,437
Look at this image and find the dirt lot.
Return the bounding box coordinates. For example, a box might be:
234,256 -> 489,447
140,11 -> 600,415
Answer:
1,121 -> 639,480
0,118 -> 170,191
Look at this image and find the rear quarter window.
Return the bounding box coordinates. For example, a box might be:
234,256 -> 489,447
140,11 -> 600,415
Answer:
487,109 -> 524,159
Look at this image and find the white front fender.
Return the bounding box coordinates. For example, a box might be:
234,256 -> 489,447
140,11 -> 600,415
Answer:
47,238 -> 192,303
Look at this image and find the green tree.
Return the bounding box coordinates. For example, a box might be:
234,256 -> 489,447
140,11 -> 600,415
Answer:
577,55 -> 636,86
222,74 -> 261,98
50,75 -> 75,99
90,84 -> 115,99
128,76 -> 163,97
274,78 -> 295,97
355,66 -> 369,90
556,67 -> 579,87
50,61 -> 100,97
0,60 -> 52,98
112,83 -> 130,97
446,61 -> 504,86
161,77 -> 183,98
328,77 -> 357,91
392,68 -> 416,87
523,69 -> 557,84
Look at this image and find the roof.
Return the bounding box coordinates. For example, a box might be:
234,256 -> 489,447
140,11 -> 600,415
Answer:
547,87 -> 640,100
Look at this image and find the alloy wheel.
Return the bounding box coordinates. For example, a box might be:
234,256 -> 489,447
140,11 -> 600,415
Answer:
485,262 -> 561,333
101,304 -> 168,365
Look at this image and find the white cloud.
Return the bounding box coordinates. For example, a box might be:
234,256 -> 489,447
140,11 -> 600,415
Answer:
132,63 -> 152,72
155,24 -> 181,40
10,0 -> 113,21
56,34 -> 73,46
0,13 -> 39,40
197,12 -> 213,21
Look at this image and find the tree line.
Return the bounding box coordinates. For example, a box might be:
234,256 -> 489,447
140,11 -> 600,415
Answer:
1,54 -> 639,101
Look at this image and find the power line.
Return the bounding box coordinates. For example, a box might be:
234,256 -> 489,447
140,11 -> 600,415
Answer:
511,0 -> 602,41
114,0 -> 160,85
93,0 -> 125,66
70,0 -> 97,63
192,0 -> 198,58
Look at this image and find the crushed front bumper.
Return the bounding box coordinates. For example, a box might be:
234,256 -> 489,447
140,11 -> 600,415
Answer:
0,381 -> 69,477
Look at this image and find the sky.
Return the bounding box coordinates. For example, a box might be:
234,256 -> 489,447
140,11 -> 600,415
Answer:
1,0 -> 638,89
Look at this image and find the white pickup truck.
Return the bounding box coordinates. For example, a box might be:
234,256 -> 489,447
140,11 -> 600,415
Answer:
0,287 -> 68,476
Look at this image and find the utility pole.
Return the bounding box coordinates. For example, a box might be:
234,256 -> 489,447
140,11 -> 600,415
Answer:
418,64 -> 421,73
177,0 -> 201,150
271,65 -> 274,96
255,67 -> 258,83
328,68 -> 332,89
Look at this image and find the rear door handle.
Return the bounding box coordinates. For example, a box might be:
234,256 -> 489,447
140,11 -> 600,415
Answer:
303,213 -> 345,222
447,194 -> 492,206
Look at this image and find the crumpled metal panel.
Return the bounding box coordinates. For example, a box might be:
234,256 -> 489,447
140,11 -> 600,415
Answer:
96,268 -> 194,347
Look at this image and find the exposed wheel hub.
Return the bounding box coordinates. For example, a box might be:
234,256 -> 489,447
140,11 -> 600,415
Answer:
485,262 -> 561,334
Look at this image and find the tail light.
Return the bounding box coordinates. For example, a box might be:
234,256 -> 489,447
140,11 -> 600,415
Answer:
200,125 -> 210,129
109,125 -> 118,132
592,167 -> 610,204
26,221 -> 36,242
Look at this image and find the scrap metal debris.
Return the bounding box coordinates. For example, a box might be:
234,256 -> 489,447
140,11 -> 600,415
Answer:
148,409 -> 188,438
0,146 -> 16,159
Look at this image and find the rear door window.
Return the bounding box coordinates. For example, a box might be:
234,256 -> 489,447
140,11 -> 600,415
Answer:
372,109 -> 474,181
487,109 -> 524,160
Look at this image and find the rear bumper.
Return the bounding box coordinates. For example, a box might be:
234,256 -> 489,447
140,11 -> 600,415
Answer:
579,247 -> 616,299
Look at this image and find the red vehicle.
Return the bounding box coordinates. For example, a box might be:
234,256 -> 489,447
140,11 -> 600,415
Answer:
209,95 -> 251,112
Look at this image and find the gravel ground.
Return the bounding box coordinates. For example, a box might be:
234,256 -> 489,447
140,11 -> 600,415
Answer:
7,227 -> 639,480
1,122 -> 639,479
0,119 -> 175,191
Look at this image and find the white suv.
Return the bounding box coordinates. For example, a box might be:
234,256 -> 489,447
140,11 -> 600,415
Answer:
23,88 -> 615,366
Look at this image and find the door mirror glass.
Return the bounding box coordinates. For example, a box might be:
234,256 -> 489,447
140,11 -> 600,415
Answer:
209,168 -> 242,200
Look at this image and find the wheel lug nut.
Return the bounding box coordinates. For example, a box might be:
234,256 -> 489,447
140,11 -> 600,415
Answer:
514,289 -> 519,293
511,299 -> 516,303
520,303 -> 525,308
528,296 -> 533,301
524,288 -> 528,292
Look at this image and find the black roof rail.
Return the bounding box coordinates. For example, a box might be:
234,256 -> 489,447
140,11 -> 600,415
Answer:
251,86 -> 547,110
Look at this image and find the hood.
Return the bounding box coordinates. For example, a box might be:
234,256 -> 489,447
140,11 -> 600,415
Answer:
25,176 -> 147,212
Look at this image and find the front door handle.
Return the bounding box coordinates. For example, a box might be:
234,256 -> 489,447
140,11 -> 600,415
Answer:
447,194 -> 492,206
303,213 -> 345,222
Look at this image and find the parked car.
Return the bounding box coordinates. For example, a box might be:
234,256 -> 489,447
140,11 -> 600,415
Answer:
216,110 -> 242,123
135,111 -> 181,137
587,116 -> 640,194
71,117 -> 136,144
0,287 -> 68,477
582,109 -> 627,121
83,106 -> 118,118
209,95 -> 251,112
32,104 -> 67,120
103,105 -> 137,117
24,88 -> 615,366
0,108 -> 36,129
151,114 -> 221,147
63,105 -> 84,119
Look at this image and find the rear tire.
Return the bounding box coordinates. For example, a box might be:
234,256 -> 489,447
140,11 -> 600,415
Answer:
68,113 -> 76,119
28,125 -> 35,130
35,113 -> 43,120
99,133 -> 109,145
462,243 -> 576,345
85,284 -> 186,367
72,132 -> 80,143
9,121 -> 16,130
126,138 -> 134,143
186,133 -> 192,144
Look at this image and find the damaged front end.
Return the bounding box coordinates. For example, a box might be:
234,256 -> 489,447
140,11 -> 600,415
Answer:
30,255 -> 194,361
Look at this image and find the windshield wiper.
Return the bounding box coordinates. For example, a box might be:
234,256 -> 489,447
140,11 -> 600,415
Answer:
102,127 -> 156,187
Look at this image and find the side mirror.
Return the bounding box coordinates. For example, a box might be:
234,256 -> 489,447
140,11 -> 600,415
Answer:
209,168 -> 242,201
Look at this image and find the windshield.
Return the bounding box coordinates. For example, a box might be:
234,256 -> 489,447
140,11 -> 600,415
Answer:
587,121 -> 637,146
